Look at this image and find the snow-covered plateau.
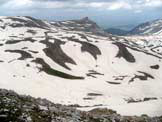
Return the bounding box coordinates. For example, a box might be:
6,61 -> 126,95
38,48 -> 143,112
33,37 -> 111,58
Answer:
0,16 -> 162,117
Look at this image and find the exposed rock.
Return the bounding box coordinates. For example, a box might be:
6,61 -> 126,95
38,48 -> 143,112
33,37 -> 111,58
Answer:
5,50 -> 33,60
113,42 -> 136,63
150,65 -> 160,69
129,71 -> 154,83
41,33 -> 77,70
0,89 -> 161,122
51,17 -> 108,36
67,37 -> 101,60
106,81 -> 121,85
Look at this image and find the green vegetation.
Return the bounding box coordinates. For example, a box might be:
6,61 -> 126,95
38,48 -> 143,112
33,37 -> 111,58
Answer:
32,58 -> 84,80
44,67 -> 84,80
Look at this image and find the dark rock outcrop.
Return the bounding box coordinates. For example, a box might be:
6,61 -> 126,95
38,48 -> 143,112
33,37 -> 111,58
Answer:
113,42 -> 136,63
0,89 -> 161,122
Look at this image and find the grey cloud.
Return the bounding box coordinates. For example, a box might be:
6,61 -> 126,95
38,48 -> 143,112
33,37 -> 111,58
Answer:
32,0 -> 116,2
33,0 -> 74,1
0,0 -> 10,4
1,0 -> 162,12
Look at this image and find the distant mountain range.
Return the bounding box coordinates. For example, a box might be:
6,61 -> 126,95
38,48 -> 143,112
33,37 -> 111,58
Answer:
104,28 -> 129,36
128,19 -> 162,35
105,19 -> 162,36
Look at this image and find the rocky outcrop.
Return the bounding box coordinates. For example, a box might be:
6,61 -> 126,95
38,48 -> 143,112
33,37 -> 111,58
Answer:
51,17 -> 108,36
0,89 -> 161,122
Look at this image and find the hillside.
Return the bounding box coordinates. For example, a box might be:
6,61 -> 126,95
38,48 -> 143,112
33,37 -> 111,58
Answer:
128,19 -> 162,35
0,16 -> 162,117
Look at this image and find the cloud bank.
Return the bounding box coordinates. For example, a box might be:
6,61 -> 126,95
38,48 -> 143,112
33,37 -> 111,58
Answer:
1,0 -> 162,11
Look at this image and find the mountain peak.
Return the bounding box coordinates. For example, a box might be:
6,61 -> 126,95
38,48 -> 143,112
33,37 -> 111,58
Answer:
50,16 -> 107,36
79,17 -> 95,24
80,17 -> 89,21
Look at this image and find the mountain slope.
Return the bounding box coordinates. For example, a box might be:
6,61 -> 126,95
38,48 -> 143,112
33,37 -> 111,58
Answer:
128,19 -> 162,35
0,16 -> 162,116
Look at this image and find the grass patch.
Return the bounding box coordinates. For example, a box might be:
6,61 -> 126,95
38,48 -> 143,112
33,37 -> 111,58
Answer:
33,58 -> 84,80
44,67 -> 84,80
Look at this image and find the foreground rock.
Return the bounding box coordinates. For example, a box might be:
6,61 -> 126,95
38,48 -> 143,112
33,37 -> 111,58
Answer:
0,89 -> 161,122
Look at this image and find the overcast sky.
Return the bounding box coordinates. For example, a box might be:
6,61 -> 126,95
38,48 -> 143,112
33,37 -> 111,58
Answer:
0,0 -> 162,29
